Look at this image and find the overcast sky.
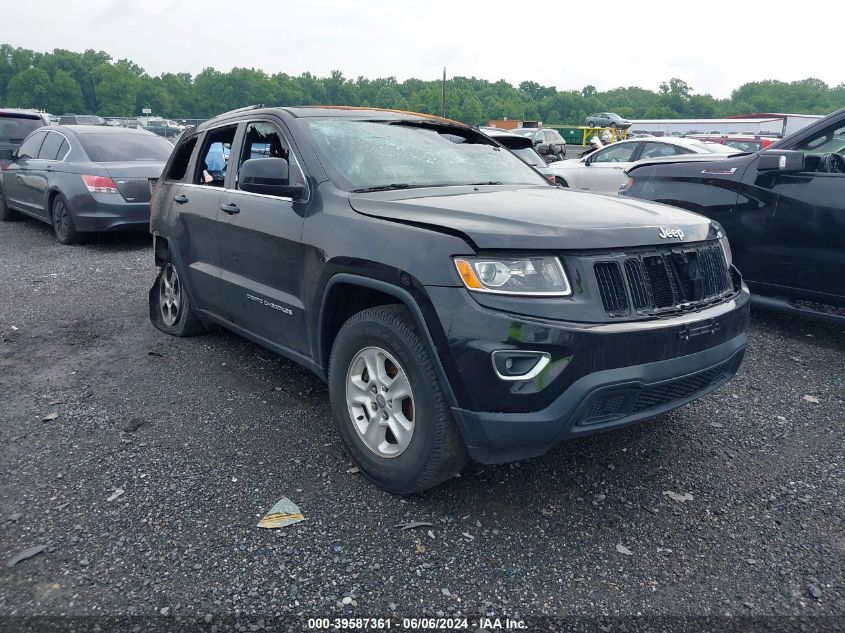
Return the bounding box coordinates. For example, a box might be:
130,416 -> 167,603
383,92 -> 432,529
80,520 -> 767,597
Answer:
3,0 -> 843,98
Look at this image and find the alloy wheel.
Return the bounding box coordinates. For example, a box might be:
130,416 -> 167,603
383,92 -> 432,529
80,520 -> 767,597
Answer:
159,264 -> 181,326
345,346 -> 415,458
53,199 -> 69,239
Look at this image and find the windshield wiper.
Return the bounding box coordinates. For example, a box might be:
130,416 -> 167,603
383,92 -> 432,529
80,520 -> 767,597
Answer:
469,181 -> 504,186
351,183 -> 416,193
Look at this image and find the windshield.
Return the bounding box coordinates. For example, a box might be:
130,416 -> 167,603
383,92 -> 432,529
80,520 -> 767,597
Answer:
795,123 -> 845,155
304,119 -> 548,191
78,133 -> 173,162
0,116 -> 44,144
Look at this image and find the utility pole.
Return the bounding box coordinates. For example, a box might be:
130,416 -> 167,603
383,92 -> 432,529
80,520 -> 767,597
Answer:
441,67 -> 446,118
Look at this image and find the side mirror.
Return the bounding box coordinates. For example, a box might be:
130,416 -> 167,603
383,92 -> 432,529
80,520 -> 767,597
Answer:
0,149 -> 14,161
239,157 -> 305,198
757,150 -> 804,173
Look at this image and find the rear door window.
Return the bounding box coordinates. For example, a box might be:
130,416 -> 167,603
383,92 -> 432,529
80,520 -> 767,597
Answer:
195,126 -> 238,186
641,142 -> 686,158
38,132 -> 65,160
165,136 -> 198,181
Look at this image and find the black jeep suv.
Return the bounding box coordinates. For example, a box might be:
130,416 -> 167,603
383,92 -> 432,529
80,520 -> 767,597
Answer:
149,105 -> 750,494
621,107 -> 845,322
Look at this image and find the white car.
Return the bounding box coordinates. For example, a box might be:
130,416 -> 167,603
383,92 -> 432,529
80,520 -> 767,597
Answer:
548,137 -> 739,194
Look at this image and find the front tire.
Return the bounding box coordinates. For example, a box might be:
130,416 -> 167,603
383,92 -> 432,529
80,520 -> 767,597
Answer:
0,188 -> 17,221
149,261 -> 206,336
329,305 -> 467,494
51,194 -> 82,245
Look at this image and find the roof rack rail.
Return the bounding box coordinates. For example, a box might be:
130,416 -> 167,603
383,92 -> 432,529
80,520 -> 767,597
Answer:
223,104 -> 265,114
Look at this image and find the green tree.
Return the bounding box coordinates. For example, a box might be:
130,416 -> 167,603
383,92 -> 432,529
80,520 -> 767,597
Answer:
6,67 -> 51,108
46,69 -> 84,114
93,60 -> 143,116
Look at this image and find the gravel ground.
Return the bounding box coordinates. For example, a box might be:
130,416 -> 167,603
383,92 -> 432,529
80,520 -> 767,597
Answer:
0,218 -> 843,632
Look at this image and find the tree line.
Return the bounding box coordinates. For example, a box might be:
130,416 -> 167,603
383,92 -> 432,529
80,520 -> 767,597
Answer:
2,44 -> 844,124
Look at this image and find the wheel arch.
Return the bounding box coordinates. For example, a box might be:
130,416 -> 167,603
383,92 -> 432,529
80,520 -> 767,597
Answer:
46,187 -> 63,218
318,273 -> 459,408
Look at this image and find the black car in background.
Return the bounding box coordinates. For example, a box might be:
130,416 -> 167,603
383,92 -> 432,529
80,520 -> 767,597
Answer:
511,127 -> 566,161
0,109 -> 50,165
58,114 -> 107,126
621,106 -> 845,322
0,125 -> 172,244
480,127 -> 555,182
148,106 -> 749,493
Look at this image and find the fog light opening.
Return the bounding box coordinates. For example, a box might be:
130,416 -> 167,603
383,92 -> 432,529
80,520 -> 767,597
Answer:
491,351 -> 552,382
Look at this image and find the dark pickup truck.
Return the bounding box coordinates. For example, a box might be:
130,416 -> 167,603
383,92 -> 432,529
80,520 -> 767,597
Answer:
149,105 -> 749,493
622,107 -> 845,322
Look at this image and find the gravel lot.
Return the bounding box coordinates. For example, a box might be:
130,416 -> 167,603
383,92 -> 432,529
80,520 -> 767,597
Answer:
1,218 -> 843,632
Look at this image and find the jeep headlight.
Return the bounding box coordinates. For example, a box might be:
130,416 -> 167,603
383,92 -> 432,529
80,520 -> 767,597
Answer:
454,256 -> 571,296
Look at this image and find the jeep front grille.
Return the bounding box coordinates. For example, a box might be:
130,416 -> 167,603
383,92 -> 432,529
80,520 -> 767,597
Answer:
593,243 -> 731,317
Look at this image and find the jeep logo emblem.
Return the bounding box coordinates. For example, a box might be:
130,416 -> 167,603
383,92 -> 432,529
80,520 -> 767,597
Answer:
658,227 -> 685,240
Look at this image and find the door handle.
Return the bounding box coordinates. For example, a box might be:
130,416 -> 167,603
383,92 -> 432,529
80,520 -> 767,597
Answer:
16,175 -> 23,182
220,202 -> 240,215
174,194 -> 189,204
45,165 -> 54,171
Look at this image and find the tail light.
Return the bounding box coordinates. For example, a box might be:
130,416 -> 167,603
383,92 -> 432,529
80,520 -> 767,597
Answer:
81,175 -> 119,194
760,139 -> 773,149
619,176 -> 634,193
548,175 -> 556,183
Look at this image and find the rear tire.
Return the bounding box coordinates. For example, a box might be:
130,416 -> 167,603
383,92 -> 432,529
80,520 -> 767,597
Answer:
0,188 -> 17,221
51,194 -> 82,245
149,260 -> 206,337
329,305 -> 467,494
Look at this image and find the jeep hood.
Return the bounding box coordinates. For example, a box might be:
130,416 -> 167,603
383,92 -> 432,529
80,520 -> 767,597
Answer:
349,185 -> 716,250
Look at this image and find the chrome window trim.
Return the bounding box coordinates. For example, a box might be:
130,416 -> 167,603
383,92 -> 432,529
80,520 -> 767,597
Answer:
36,130 -> 73,162
178,182 -> 294,203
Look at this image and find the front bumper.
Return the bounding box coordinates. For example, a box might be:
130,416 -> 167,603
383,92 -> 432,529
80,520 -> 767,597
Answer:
425,284 -> 750,464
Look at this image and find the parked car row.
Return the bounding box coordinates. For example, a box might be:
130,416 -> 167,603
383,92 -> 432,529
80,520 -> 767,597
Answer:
0,125 -> 172,243
547,136 -> 739,193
